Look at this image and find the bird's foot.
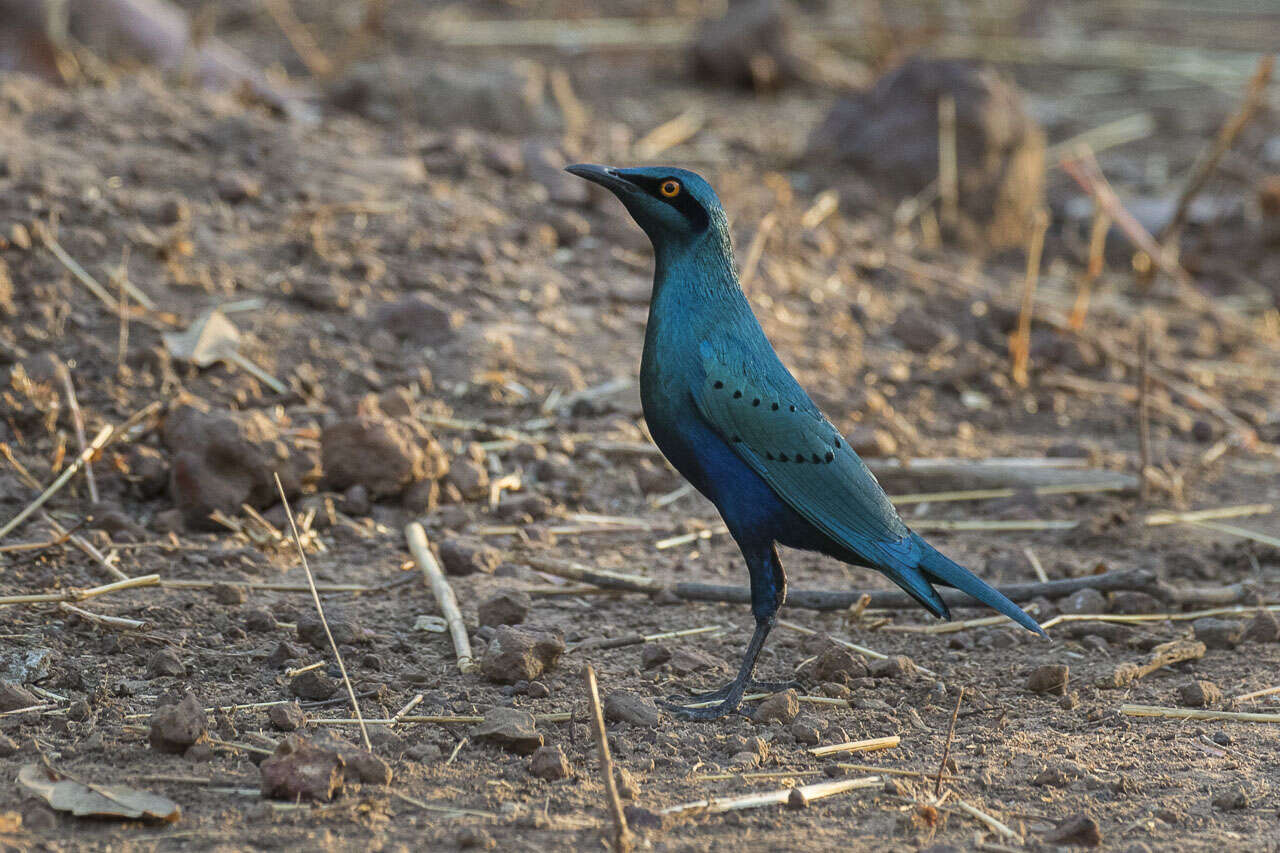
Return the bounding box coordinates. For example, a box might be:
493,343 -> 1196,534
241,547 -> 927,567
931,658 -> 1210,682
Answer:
658,678 -> 801,720
665,678 -> 800,705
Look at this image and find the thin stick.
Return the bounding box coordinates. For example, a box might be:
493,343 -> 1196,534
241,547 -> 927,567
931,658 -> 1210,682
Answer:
937,94 -> 959,229
405,522 -> 476,673
275,473 -> 370,751
1023,548 -> 1048,584
935,686 -> 964,798
954,798 -> 1020,841
1069,205 -> 1110,331
1040,604 -> 1280,631
633,107 -> 705,159
1189,520 -> 1280,550
41,512 -> 129,581
1010,208 -> 1050,386
809,735 -> 900,758
0,573 -> 159,606
1120,704 -> 1280,724
262,0 -> 333,78
34,221 -> 155,310
0,425 -> 113,541
58,602 -> 145,630
1159,54 -> 1275,244
585,664 -> 632,853
777,619 -> 938,678
1232,685 -> 1280,703
1145,503 -> 1274,526
57,365 -> 97,504
838,763 -> 967,782
311,712 -> 573,726
661,776 -> 879,816
1138,316 -> 1152,503
392,694 -> 424,722
738,212 -> 776,290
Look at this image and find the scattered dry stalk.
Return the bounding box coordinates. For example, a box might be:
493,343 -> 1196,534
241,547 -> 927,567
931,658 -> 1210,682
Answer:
275,473 -> 371,751
584,664 -> 632,853
405,522 -> 476,673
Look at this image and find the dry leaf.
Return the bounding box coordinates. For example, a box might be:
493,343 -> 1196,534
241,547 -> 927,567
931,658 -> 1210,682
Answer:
17,764 -> 180,823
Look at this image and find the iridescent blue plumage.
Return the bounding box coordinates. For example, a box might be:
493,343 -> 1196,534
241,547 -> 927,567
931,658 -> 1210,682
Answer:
567,164 -> 1044,719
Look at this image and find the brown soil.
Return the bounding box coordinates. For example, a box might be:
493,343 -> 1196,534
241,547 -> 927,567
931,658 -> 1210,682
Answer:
1,2 -> 1278,851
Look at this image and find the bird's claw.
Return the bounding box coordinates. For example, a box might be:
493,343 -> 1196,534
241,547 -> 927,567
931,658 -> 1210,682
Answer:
663,678 -> 800,705
659,678 -> 801,720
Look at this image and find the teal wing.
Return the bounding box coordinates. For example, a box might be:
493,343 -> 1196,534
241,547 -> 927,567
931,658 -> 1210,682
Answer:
691,344 -> 917,570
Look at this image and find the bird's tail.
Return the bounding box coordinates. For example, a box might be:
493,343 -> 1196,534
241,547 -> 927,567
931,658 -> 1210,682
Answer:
912,537 -> 1046,637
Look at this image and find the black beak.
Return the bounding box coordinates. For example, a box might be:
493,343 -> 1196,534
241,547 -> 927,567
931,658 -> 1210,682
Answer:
565,163 -> 637,196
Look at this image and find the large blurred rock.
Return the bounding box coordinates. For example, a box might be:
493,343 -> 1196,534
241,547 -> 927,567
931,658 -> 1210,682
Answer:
328,61 -> 559,134
691,0 -> 801,90
163,401 -> 309,530
807,57 -> 1045,248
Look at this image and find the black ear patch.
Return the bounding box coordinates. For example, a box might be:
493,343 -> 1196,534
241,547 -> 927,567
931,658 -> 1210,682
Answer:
620,175 -> 710,232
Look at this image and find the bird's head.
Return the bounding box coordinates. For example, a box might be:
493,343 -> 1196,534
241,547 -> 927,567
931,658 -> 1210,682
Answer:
565,164 -> 726,250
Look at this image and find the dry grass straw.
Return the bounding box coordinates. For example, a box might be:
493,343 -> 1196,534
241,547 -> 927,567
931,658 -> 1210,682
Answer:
275,473 -> 370,751
1120,704 -> 1280,724
584,663 -> 632,853
661,775 -> 880,816
405,521 -> 476,673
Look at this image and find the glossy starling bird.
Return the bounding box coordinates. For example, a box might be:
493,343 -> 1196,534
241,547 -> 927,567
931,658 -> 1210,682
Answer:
566,164 -> 1044,720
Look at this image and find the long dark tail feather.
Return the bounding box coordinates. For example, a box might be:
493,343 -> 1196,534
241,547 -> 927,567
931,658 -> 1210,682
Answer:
913,537 -> 1047,636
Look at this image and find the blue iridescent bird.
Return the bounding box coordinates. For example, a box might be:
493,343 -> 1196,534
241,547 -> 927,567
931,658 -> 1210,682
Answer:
566,164 -> 1044,720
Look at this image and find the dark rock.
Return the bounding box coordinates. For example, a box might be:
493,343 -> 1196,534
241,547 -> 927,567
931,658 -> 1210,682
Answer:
471,707 -> 543,754
846,426 -> 897,458
807,57 -> 1045,249
212,582 -> 247,606
1061,588 -> 1107,615
297,612 -> 370,649
260,735 -> 345,802
311,732 -> 393,784
1211,785 -> 1250,811
245,609 -> 277,633
691,0 -> 800,90
528,744 -> 572,780
753,689 -> 800,724
890,308 -> 947,352
1108,591 -> 1161,614
1026,664 -> 1069,695
477,590 -> 531,627
1045,813 -> 1102,847
789,713 -> 828,745
455,826 -> 497,849
342,484 -> 370,516
1177,680 -> 1222,708
269,701 -> 306,732
289,670 -> 339,701
604,690 -> 661,728
439,538 -> 502,576
481,626 -> 565,683
1193,617 -> 1245,650
148,692 -> 207,753
127,445 -> 170,498
146,648 -> 186,678
446,456 -> 490,501
163,402 -> 309,530
814,644 -> 869,682
869,656 -> 915,679
1243,609 -> 1280,643
641,643 -> 671,669
0,681 -> 38,712
216,172 -> 260,203
266,640 -> 305,669
321,415 -> 446,499
371,294 -> 458,346
669,647 -> 723,676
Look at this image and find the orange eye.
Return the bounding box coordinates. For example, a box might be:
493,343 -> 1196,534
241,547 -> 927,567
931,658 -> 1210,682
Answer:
660,180 -> 681,198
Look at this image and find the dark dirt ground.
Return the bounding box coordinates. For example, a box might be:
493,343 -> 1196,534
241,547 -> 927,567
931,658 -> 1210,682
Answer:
1,1 -> 1279,851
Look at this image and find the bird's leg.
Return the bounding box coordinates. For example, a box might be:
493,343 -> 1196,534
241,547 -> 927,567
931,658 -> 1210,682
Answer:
660,544 -> 787,721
